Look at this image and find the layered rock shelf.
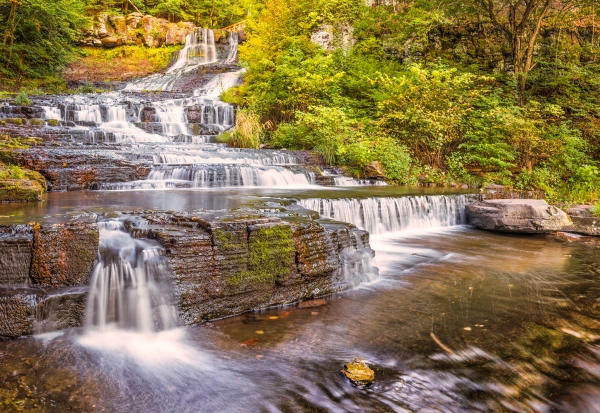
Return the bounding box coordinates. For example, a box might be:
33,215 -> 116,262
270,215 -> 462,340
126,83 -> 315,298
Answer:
0,212 -> 375,337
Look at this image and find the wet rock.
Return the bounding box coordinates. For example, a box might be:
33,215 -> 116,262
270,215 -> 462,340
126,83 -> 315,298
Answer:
566,206 -> 599,236
466,199 -> 572,233
31,222 -> 99,286
342,359 -> 374,386
0,227 -> 33,285
135,214 -> 374,324
364,161 -> 386,179
0,177 -> 44,202
0,289 -> 37,337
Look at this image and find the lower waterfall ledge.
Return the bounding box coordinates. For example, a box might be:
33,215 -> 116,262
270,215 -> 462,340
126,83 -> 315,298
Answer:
0,211 -> 377,337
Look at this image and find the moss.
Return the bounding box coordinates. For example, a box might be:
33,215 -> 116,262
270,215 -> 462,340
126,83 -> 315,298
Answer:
228,225 -> 295,286
30,118 -> 45,126
47,119 -> 59,126
4,118 -> 23,125
0,162 -> 46,201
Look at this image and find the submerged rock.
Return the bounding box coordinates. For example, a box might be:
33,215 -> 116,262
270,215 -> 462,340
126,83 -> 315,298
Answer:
465,199 -> 572,233
342,358 -> 374,386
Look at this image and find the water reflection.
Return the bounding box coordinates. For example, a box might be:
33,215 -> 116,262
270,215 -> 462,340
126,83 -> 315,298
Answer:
0,228 -> 599,412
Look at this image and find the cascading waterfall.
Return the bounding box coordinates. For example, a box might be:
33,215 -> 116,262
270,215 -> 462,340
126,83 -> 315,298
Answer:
334,177 -> 389,186
125,28 -> 218,91
298,195 -> 476,235
43,106 -> 61,121
85,221 -> 177,333
154,104 -> 189,136
152,151 -> 298,165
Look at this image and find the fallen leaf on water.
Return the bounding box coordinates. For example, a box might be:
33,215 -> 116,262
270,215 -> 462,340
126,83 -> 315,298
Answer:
268,316 -> 279,320
311,312 -> 319,316
279,311 -> 291,318
255,330 -> 264,335
241,338 -> 259,347
255,355 -> 264,359
463,327 -> 472,331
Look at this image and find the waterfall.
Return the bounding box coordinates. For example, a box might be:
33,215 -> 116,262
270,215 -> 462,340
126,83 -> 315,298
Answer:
85,221 -> 177,333
125,28 -> 218,92
334,177 -> 389,186
152,151 -> 298,166
298,195 -> 476,234
168,28 -> 217,73
224,31 -> 239,64
147,165 -> 314,188
43,106 -> 61,120
154,104 -> 189,136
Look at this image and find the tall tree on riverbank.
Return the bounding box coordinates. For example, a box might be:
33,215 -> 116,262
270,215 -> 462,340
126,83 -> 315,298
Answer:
461,0 -> 578,105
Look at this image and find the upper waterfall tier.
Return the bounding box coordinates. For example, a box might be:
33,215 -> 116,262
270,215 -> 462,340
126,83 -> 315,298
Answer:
298,195 -> 477,234
125,28 -> 225,92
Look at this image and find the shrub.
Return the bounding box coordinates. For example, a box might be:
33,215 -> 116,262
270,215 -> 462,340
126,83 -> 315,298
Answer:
13,91 -> 31,106
227,110 -> 262,149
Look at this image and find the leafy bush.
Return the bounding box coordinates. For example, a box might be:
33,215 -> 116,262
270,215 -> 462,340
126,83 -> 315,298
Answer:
13,91 -> 31,106
223,110 -> 262,149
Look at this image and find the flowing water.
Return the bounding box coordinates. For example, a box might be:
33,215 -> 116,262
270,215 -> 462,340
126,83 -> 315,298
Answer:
1,26 -> 599,413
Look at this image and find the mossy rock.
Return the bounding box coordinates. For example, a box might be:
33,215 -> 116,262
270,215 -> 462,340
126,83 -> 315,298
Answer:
0,163 -> 46,201
30,118 -> 45,126
342,359 -> 375,386
4,118 -> 24,125
0,179 -> 44,202
47,119 -> 59,126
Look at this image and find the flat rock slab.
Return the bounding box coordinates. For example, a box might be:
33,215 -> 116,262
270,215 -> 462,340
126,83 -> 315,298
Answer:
465,199 -> 572,233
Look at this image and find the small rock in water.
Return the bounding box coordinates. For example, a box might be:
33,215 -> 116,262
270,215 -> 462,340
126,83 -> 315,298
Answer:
342,358 -> 374,386
298,299 -> 328,308
241,338 -> 259,347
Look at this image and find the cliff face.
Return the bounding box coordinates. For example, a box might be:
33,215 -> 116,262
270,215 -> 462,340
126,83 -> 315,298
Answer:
79,13 -> 196,48
0,213 -> 376,338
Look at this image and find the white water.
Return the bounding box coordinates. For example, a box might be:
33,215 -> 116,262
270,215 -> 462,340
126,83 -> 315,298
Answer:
43,106 -> 61,121
125,28 -> 218,92
146,165 -> 315,188
152,151 -> 297,165
84,221 -> 177,333
299,195 -> 474,234
334,177 -> 389,186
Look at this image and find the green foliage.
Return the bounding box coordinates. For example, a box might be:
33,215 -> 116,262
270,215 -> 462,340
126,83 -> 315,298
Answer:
219,109 -> 262,149
0,0 -> 88,79
591,203 -> 600,217
13,90 -> 31,106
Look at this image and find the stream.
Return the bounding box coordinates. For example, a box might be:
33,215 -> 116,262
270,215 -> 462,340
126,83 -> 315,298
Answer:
0,28 -> 599,413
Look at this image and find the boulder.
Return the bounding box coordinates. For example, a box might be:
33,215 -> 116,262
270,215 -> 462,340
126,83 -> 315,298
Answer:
466,199 -> 572,233
566,206 -> 599,236
101,36 -> 121,48
364,161 -> 386,179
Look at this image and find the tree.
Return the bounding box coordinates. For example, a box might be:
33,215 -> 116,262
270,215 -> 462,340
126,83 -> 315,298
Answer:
467,0 -> 578,105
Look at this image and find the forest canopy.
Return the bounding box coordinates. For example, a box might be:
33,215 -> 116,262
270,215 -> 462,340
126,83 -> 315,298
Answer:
1,0 -> 599,202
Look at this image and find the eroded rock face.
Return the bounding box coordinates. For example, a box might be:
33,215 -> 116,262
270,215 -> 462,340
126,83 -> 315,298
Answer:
466,199 -> 572,233
131,213 -> 374,324
31,222 -> 99,286
566,206 -> 600,236
80,13 -> 197,48
0,226 -> 32,285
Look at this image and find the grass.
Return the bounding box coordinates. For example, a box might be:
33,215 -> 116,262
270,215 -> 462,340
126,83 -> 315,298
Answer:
63,45 -> 183,82
217,110 -> 261,149
591,203 -> 600,217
